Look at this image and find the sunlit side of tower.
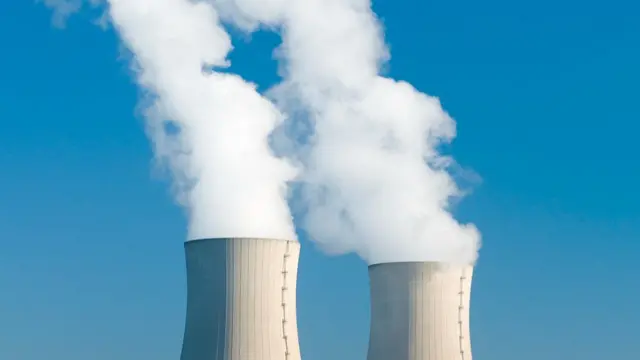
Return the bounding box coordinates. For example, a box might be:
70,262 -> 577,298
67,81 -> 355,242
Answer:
180,238 -> 301,360
367,262 -> 473,360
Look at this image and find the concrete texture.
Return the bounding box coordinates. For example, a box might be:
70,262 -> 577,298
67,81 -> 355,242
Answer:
367,262 -> 473,360
180,238 -> 301,360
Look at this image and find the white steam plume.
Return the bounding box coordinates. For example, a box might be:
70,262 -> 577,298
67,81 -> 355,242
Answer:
43,0 -> 298,241
213,0 -> 480,265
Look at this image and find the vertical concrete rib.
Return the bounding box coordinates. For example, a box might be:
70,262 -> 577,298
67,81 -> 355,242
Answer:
181,238 -> 301,360
367,262 -> 474,360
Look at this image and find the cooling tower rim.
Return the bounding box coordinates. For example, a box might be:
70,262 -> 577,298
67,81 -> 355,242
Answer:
368,261 -> 474,269
185,237 -> 299,246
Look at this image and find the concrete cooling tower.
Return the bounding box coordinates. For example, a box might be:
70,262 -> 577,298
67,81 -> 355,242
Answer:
180,238 -> 301,360
367,262 -> 473,360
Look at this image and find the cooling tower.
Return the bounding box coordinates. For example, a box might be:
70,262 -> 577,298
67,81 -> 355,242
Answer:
180,237 -> 301,360
367,262 -> 473,360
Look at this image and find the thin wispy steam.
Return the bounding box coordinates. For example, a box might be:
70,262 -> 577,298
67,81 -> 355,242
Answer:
40,0 -> 82,27
44,0 -> 298,241
215,0 -> 481,265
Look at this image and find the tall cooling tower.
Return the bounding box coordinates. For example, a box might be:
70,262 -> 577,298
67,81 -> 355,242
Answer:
180,237 -> 301,360
367,262 -> 473,360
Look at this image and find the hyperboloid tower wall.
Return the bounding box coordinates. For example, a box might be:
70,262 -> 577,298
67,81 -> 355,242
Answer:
180,238 -> 301,360
367,262 -> 473,360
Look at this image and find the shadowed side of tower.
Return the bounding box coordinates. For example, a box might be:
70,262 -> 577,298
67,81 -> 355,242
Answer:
367,262 -> 473,360
181,238 -> 301,360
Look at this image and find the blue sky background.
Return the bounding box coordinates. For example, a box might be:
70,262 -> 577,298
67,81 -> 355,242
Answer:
1,1 -> 638,359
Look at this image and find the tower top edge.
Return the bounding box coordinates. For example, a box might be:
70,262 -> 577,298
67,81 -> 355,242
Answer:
368,261 -> 474,269
185,237 -> 299,244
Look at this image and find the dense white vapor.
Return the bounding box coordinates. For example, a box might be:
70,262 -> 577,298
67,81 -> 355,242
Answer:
44,0 -> 298,241
43,0 -> 480,263
215,0 -> 480,265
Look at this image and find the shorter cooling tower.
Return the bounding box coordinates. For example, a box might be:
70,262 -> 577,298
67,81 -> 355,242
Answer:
180,237 -> 301,360
367,262 -> 473,360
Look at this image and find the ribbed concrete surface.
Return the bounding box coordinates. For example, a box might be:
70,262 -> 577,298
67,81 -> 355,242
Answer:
367,262 -> 473,360
180,238 -> 301,360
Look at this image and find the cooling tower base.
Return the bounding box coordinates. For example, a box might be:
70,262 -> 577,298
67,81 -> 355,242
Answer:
367,262 -> 473,360
180,237 -> 301,360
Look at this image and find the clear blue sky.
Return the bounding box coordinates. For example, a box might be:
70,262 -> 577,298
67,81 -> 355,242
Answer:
1,1 -> 638,359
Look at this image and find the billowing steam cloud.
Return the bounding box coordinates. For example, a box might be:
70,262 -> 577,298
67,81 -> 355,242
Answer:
43,0 -> 480,265
44,0 -> 298,241
213,0 -> 480,265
